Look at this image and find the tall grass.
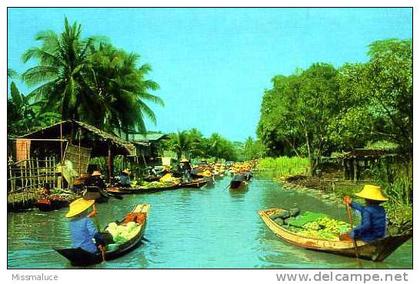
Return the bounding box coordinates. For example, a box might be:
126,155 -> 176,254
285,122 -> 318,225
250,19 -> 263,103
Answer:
256,157 -> 310,179
371,160 -> 412,234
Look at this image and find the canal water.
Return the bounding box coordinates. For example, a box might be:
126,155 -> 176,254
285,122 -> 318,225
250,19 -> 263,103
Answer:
8,178 -> 412,268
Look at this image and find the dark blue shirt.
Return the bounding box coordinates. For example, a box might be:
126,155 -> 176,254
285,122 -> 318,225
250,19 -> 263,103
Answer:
119,175 -> 131,187
69,216 -> 99,253
349,201 -> 386,242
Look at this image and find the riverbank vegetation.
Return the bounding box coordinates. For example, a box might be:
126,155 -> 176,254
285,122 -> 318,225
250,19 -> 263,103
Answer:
257,38 -> 412,233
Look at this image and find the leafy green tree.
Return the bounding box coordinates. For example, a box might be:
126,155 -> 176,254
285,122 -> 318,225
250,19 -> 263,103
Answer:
88,43 -> 162,134
21,18 -> 103,122
334,39 -> 412,156
258,64 -> 341,174
8,82 -> 60,135
257,74 -> 305,157
242,137 -> 266,160
168,130 -> 192,161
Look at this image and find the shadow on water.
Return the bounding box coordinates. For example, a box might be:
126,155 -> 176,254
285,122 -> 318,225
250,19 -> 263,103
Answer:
8,177 -> 412,268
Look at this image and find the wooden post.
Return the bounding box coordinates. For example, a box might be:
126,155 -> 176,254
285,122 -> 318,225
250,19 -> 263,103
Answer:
36,158 -> 40,188
108,142 -> 113,183
353,159 -> 358,182
52,156 -> 56,188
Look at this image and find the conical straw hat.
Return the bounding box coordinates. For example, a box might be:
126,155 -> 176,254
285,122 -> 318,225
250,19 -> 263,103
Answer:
91,171 -> 101,177
65,198 -> 95,218
355,184 -> 388,202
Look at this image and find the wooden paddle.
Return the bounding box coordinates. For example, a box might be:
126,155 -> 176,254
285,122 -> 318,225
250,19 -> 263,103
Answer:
346,203 -> 362,267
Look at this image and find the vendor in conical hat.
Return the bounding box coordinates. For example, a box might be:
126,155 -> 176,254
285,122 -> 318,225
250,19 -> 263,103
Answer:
66,198 -> 106,254
341,184 -> 388,242
119,168 -> 132,188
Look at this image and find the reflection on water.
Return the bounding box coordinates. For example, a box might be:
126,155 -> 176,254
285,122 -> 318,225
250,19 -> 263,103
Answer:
8,177 -> 412,268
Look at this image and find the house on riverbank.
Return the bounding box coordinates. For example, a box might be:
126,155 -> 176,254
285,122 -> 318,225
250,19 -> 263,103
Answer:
7,120 -> 138,210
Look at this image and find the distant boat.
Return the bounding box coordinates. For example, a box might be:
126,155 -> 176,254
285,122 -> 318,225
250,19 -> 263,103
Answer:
229,174 -> 249,190
258,207 -> 412,262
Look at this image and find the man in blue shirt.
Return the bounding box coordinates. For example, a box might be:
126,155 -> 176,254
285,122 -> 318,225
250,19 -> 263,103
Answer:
66,198 -> 104,254
342,184 -> 388,243
119,169 -> 131,187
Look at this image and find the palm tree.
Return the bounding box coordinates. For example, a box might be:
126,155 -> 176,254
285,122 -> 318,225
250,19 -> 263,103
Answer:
170,131 -> 192,161
21,18 -> 102,122
87,43 -> 163,134
8,82 -> 60,135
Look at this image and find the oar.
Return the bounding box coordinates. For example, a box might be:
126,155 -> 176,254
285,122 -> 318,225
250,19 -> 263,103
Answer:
141,236 -> 151,243
346,203 -> 362,267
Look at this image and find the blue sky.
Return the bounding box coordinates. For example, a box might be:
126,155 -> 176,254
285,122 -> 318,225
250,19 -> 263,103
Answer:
7,8 -> 412,141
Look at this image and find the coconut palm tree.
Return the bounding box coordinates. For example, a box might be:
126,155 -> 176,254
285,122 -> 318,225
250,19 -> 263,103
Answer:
87,43 -> 163,134
8,81 -> 60,135
170,131 -> 192,161
21,18 -> 102,123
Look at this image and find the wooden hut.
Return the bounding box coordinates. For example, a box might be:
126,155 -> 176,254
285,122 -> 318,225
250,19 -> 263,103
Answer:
8,120 -> 137,194
122,132 -> 169,167
342,149 -> 396,181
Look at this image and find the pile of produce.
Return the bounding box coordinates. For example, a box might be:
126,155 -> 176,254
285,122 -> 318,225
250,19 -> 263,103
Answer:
105,221 -> 141,245
285,211 -> 351,241
159,173 -> 181,184
40,188 -> 77,201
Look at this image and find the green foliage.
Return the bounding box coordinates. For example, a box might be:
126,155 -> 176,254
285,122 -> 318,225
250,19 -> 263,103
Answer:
334,39 -> 412,155
19,17 -> 162,134
164,130 -> 239,161
7,81 -> 60,135
257,38 -> 412,175
369,160 -> 412,233
258,63 -> 341,174
257,157 -> 310,178
87,43 -> 162,133
241,137 -> 266,161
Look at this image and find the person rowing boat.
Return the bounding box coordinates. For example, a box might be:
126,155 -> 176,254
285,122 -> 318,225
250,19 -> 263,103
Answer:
65,198 -> 107,259
340,184 -> 388,243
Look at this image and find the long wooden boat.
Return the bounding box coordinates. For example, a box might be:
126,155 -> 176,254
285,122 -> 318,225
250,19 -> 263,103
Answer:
258,208 -> 412,262
36,198 -> 70,212
180,179 -> 207,188
55,203 -> 150,266
107,183 -> 180,195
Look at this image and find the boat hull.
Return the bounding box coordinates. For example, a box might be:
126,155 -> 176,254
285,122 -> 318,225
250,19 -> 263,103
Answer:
180,179 -> 207,188
259,208 -> 412,262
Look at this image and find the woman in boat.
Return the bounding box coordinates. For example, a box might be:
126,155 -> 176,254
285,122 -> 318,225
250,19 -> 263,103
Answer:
85,171 -> 106,189
341,184 -> 388,242
119,169 -> 132,187
66,198 -> 106,254
84,171 -> 110,202
180,158 -> 192,182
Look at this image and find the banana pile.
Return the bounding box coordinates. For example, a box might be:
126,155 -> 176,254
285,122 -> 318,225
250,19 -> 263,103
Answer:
296,217 -> 351,241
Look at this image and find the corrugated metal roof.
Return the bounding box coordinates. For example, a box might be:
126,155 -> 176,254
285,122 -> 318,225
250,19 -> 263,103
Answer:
127,133 -> 168,142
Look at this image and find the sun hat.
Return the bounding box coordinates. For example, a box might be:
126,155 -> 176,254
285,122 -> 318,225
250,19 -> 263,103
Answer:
122,168 -> 131,175
91,170 -> 101,177
355,184 -> 388,202
65,198 -> 95,218
181,158 -> 189,163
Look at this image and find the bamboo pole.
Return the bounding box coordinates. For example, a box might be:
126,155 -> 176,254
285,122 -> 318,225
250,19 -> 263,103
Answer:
36,158 -> 40,188
78,127 -> 81,175
60,122 -> 63,189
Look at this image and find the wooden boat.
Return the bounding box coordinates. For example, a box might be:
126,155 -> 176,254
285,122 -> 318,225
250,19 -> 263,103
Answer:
55,203 -> 150,266
107,183 -> 180,195
230,174 -> 249,190
36,198 -> 70,212
180,178 -> 207,188
258,208 -> 412,262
